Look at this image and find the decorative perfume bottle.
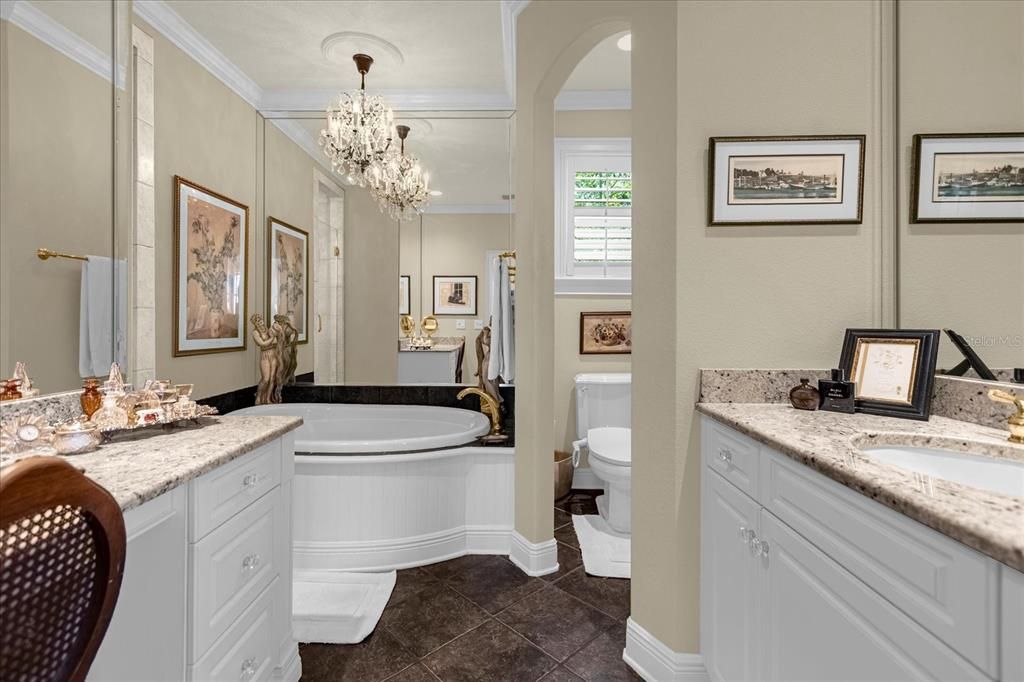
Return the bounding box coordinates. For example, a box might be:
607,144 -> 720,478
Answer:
81,379 -> 103,418
819,368 -> 856,414
90,389 -> 129,430
788,378 -> 820,411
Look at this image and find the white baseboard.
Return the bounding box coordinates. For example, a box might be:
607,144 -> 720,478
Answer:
508,531 -> 559,577
274,643 -> 301,682
623,618 -> 708,682
572,466 -> 603,490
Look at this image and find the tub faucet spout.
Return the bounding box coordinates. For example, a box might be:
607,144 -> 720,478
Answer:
457,388 -> 503,437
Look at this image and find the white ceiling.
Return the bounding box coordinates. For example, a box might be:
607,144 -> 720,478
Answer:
164,1 -> 507,92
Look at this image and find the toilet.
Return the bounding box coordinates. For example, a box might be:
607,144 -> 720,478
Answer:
573,373 -> 632,533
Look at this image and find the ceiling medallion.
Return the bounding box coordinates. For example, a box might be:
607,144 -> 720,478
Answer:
319,53 -> 394,186
369,125 -> 431,222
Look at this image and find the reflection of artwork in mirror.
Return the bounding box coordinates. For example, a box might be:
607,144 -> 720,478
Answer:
912,133 -> 1024,223
174,176 -> 248,356
268,218 -> 309,344
399,275 -> 411,316
580,311 -> 632,355
433,276 -> 477,316
708,135 -> 865,225
839,329 -> 939,421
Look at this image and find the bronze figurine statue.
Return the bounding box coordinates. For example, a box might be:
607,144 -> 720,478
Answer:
251,314 -> 281,405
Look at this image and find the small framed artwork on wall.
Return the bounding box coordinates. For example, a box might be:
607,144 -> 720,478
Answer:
433,275 -> 477,316
173,175 -> 249,356
910,133 -> 1024,223
838,328 -> 940,421
708,135 -> 866,225
399,275 -> 411,316
579,311 -> 632,355
267,217 -> 309,344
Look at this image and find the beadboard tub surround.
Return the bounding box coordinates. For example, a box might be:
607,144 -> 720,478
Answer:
696,402 -> 1024,571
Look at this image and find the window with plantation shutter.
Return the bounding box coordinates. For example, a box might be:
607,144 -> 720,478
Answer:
555,138 -> 631,295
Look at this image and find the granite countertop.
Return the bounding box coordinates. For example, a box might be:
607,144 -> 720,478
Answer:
696,402 -> 1024,571
1,415 -> 302,512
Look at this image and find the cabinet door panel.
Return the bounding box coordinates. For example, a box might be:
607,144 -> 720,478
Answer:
702,469 -> 760,682
759,512 -> 984,682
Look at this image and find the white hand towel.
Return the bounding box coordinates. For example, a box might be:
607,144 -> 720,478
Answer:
78,256 -> 128,377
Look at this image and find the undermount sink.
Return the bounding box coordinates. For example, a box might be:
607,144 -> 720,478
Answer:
859,445 -> 1024,498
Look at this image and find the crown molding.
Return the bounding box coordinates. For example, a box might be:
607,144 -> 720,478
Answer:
133,0 -> 262,109
422,203 -> 512,215
555,89 -> 631,111
260,88 -> 514,113
4,0 -> 115,84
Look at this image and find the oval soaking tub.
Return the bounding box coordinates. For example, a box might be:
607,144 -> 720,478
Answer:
233,402 -> 513,571
234,403 -> 490,453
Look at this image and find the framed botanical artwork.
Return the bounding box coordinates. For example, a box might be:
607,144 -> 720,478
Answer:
910,133 -> 1024,223
580,311 -> 632,355
839,328 -> 940,421
399,275 -> 411,316
267,217 -> 310,344
708,135 -> 866,225
433,275 -> 477,316
173,175 -> 248,356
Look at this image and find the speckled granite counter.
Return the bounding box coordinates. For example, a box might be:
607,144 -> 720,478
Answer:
0,415 -> 302,512
696,402 -> 1024,571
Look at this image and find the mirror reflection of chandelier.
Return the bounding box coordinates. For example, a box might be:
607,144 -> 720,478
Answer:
369,124 -> 431,222
319,53 -> 393,186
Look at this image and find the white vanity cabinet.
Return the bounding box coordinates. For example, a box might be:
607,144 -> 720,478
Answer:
88,433 -> 298,682
701,415 -> 1020,682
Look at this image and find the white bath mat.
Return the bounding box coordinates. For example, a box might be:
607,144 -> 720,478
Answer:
293,570 -> 396,644
572,514 -> 631,579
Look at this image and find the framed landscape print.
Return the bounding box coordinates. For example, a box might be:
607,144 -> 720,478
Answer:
174,176 -> 248,356
433,275 -> 477,316
911,133 -> 1024,223
839,328 -> 940,421
708,135 -> 865,225
267,217 -> 309,344
399,275 -> 411,316
579,311 -> 632,355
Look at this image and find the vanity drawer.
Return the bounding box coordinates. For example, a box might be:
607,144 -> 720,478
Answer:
762,448 -> 999,677
702,416 -> 760,499
191,489 -> 281,660
191,441 -> 281,541
190,578 -> 277,682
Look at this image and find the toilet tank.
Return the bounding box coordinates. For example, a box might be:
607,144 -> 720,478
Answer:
575,373 -> 631,440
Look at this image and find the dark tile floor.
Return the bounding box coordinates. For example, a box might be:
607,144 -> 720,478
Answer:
299,490 -> 640,682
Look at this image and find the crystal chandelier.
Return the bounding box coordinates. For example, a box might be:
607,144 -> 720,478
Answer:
369,124 -> 431,222
319,54 -> 393,186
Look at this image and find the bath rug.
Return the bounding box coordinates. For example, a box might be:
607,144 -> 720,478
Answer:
572,514 -> 631,579
293,570 -> 397,644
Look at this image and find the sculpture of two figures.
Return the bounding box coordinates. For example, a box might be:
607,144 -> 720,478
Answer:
474,325 -> 502,409
251,314 -> 299,405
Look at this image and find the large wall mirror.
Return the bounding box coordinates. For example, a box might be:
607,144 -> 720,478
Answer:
1,0 -> 131,395
896,0 -> 1023,386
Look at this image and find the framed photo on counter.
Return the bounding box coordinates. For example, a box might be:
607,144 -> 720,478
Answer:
839,329 -> 940,420
708,135 -> 865,225
173,175 -> 249,356
910,132 -> 1024,223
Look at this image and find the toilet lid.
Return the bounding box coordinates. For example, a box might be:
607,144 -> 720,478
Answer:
587,427 -> 631,465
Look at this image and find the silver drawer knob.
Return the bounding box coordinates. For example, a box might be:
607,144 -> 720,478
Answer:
242,474 -> 259,489
240,656 -> 257,680
737,525 -> 755,546
241,553 -> 261,573
752,538 -> 770,559
717,448 -> 733,465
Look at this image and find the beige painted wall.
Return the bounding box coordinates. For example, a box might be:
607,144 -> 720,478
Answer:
552,109 -> 633,453
343,186 -> 399,384
0,21 -> 113,392
399,213 -> 512,382
897,0 -> 1024,368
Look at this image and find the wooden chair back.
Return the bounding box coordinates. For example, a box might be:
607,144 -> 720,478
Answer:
0,457 -> 127,682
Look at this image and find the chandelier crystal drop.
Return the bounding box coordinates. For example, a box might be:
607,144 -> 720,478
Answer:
369,124 -> 431,222
319,53 -> 394,186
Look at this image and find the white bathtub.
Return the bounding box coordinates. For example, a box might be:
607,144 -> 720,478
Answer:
234,403 -> 490,453
233,402 -> 513,571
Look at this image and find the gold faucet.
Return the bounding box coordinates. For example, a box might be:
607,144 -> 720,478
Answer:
457,387 -> 503,437
988,389 -> 1024,444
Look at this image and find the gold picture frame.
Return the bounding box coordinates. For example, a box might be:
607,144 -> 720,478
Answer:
266,217 -> 310,344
